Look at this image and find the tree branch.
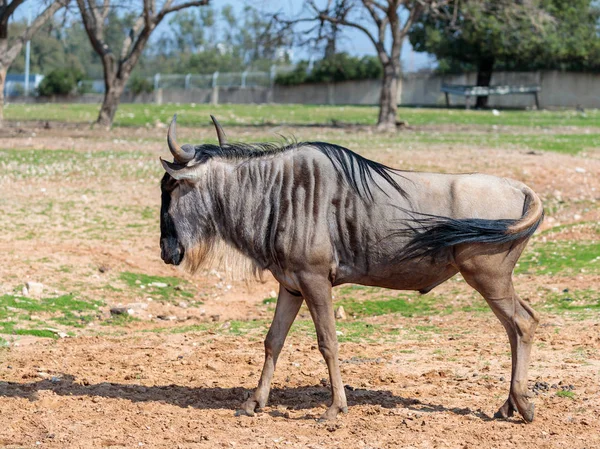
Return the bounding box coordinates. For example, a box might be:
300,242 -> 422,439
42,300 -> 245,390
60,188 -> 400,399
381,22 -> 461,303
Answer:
155,0 -> 208,24
0,0 -> 26,39
315,11 -> 380,53
0,0 -> 26,24
120,14 -> 145,62
143,0 -> 153,29
21,0 -> 69,42
76,0 -> 109,57
3,0 -> 68,65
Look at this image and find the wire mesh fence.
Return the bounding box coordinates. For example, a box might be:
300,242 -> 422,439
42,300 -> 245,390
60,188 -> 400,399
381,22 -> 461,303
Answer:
77,67 -> 294,94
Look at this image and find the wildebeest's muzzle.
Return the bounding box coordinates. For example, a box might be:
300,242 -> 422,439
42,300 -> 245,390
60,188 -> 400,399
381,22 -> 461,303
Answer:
160,237 -> 185,265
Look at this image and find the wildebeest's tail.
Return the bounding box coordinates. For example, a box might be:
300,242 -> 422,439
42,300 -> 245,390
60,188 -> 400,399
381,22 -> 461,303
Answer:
396,186 -> 544,262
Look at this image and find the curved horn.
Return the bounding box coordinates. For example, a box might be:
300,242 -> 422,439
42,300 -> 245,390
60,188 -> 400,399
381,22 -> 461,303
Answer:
167,114 -> 195,163
210,115 -> 227,146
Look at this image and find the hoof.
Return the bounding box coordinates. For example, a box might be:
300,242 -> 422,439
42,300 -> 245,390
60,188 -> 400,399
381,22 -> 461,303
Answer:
494,398 -> 516,420
238,398 -> 261,417
317,405 -> 348,422
521,402 -> 535,423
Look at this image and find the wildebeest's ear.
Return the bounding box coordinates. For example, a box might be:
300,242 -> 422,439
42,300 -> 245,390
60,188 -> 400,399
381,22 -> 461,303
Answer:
160,157 -> 202,181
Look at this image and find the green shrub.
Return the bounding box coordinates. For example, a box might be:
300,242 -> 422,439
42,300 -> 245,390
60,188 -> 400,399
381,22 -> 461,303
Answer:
129,76 -> 154,96
38,69 -> 83,96
275,53 -> 382,86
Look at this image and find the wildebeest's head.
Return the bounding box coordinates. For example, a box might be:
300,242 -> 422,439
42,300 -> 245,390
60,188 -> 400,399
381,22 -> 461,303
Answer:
159,115 -> 227,268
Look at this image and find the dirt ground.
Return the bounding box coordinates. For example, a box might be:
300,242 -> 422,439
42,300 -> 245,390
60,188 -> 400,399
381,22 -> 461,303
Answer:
0,121 -> 599,448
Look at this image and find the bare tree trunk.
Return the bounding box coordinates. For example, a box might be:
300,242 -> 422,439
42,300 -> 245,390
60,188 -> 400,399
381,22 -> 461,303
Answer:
77,0 -> 209,128
377,63 -> 399,130
97,79 -> 126,127
475,56 -> 494,108
0,65 -> 6,123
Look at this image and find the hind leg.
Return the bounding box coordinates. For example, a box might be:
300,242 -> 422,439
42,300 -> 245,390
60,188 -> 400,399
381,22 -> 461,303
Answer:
459,255 -> 539,423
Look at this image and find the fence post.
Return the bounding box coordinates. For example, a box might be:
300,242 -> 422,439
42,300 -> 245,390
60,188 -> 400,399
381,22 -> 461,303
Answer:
185,73 -> 191,90
154,73 -> 162,105
211,71 -> 219,105
269,65 -> 276,87
241,70 -> 249,88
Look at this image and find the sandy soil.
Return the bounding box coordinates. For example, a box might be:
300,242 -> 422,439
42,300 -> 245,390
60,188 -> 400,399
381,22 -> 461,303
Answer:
0,122 -> 598,448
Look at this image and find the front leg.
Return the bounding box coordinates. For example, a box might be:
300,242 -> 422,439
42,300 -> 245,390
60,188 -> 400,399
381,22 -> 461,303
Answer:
299,274 -> 348,421
239,286 -> 303,416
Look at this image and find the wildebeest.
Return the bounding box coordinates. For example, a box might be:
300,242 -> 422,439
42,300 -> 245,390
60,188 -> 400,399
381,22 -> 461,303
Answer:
160,115 -> 543,423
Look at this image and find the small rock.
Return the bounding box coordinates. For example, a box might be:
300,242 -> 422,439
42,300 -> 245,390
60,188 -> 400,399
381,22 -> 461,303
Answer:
492,109 -> 500,116
334,306 -> 346,320
210,314 -> 221,322
150,282 -> 168,288
575,167 -> 586,173
127,302 -> 148,311
269,290 -> 277,298
25,282 -> 44,297
178,301 -> 188,308
44,328 -> 69,338
156,315 -> 177,321
98,265 -> 109,273
110,307 -> 128,316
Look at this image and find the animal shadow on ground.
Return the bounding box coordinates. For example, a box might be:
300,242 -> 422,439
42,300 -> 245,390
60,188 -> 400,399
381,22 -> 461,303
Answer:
0,374 -> 495,421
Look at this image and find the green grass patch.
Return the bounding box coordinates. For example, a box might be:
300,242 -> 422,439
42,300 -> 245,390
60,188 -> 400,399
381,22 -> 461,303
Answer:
119,272 -> 194,302
100,313 -> 140,326
556,390 -> 576,399
6,103 -> 600,129
540,289 -> 599,315
516,241 -> 600,276
337,295 -> 435,318
0,293 -> 104,336
12,329 -> 59,339
334,285 -> 481,318
0,293 -> 102,317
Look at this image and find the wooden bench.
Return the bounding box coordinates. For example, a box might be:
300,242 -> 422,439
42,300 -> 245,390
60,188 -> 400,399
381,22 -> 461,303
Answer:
441,84 -> 541,109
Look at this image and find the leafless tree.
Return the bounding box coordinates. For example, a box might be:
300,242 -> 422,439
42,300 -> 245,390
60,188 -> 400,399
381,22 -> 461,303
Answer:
287,0 -> 448,131
0,0 -> 69,123
76,0 -> 209,127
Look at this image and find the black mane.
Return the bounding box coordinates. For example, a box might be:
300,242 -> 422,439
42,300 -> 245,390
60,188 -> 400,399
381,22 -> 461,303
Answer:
191,141 -> 408,200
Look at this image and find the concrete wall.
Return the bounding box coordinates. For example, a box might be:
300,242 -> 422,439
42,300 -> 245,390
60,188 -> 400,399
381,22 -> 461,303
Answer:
273,79 -> 381,105
539,71 -> 600,109
273,71 -> 598,109
11,71 -> 600,109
